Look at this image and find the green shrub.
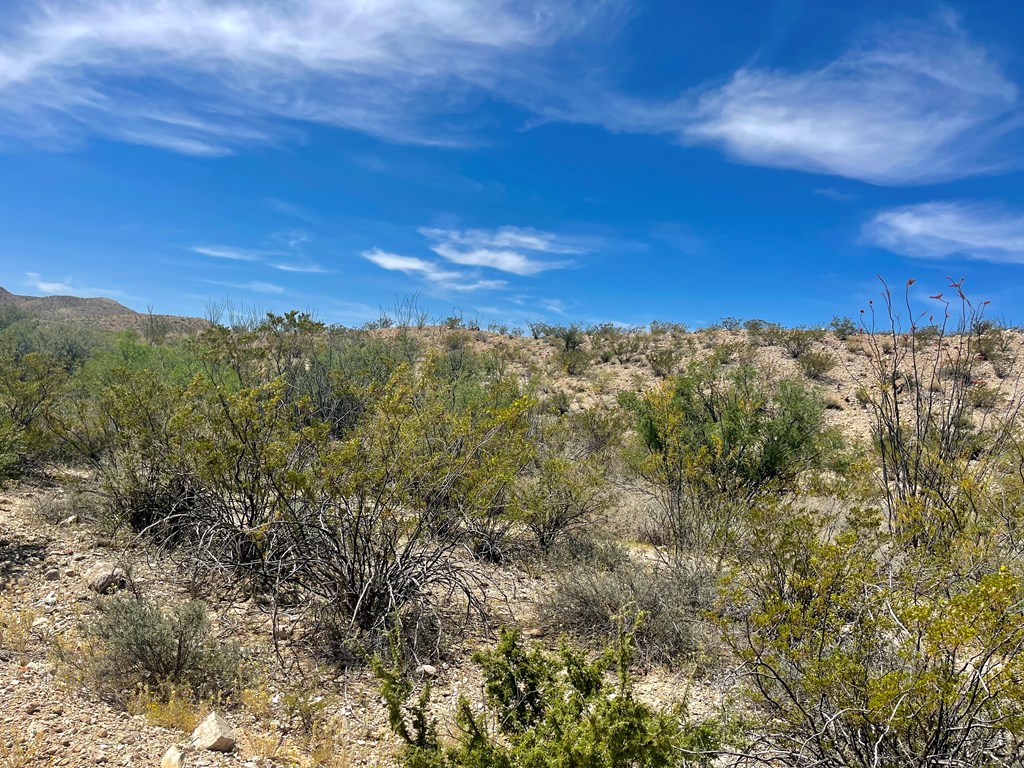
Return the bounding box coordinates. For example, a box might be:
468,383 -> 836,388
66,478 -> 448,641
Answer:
796,350 -> 836,380
828,315 -> 858,340
518,454 -> 609,551
645,347 -> 678,378
727,504 -> 1024,768
375,627 -> 721,768
780,327 -> 825,358
559,347 -> 592,375
0,416 -> 21,487
58,596 -> 244,705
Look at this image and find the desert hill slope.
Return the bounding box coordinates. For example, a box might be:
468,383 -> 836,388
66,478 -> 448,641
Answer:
0,285 -> 208,335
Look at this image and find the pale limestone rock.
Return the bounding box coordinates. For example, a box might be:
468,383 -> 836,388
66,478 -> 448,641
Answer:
161,744 -> 190,768
190,711 -> 236,752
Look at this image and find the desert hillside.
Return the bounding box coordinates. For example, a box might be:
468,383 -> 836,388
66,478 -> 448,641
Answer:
0,286 -> 208,336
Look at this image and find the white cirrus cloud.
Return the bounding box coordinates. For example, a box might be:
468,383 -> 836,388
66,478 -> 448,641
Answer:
192,245 -> 265,262
420,226 -> 585,275
362,247 -> 506,292
863,201 -> 1024,263
677,15 -> 1021,185
200,278 -> 285,294
0,0 -> 608,153
271,262 -> 328,274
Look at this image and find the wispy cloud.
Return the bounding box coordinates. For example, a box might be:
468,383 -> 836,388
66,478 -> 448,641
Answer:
25,272 -> 124,297
420,226 -> 585,275
863,201 -> 1024,263
26,272 -> 72,294
3,3 -> 1016,189
362,247 -> 506,292
678,14 -> 1021,185
193,238 -> 327,274
814,187 -> 857,202
200,278 -> 286,294
271,262 -> 328,274
0,0 -> 604,153
192,245 -> 265,262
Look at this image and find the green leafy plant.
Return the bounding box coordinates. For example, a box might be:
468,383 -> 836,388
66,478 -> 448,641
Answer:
375,626 -> 721,768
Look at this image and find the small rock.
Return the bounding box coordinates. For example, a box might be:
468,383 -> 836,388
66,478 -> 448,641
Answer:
44,568 -> 60,581
84,563 -> 127,594
161,744 -> 191,768
61,515 -> 78,526
415,664 -> 437,677
190,712 -> 236,753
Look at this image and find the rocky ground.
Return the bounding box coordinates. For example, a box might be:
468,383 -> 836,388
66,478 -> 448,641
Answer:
0,481 -> 394,767
1,479 -> 720,768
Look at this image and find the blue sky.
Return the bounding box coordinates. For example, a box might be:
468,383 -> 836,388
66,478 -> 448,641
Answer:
1,0 -> 1024,328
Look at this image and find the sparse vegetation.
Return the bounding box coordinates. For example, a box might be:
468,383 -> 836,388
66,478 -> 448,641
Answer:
3,281 -> 1024,766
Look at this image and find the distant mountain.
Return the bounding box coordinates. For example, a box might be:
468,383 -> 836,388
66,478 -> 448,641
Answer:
0,286 -> 208,336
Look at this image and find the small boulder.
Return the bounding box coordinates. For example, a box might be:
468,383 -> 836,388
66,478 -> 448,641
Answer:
190,712 -> 236,752
84,563 -> 127,594
415,664 -> 437,677
161,744 -> 191,768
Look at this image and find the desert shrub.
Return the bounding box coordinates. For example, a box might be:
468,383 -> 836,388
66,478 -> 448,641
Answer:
612,333 -> 642,364
828,315 -> 857,340
726,503 -> 1024,768
747,321 -> 785,348
558,347 -> 592,375
547,323 -> 585,352
0,417 -> 21,487
780,327 -> 825,358
517,412 -> 615,551
645,346 -> 678,378
623,358 -> 837,569
651,320 -> 689,336
543,531 -> 630,571
0,349 -> 73,476
192,362 -> 530,657
541,390 -> 572,415
58,596 -> 243,705
528,321 -> 550,340
796,350 -> 835,380
518,454 -> 609,551
976,324 -> 1017,377
375,627 -> 721,768
541,563 -> 711,665
968,381 -> 1002,411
